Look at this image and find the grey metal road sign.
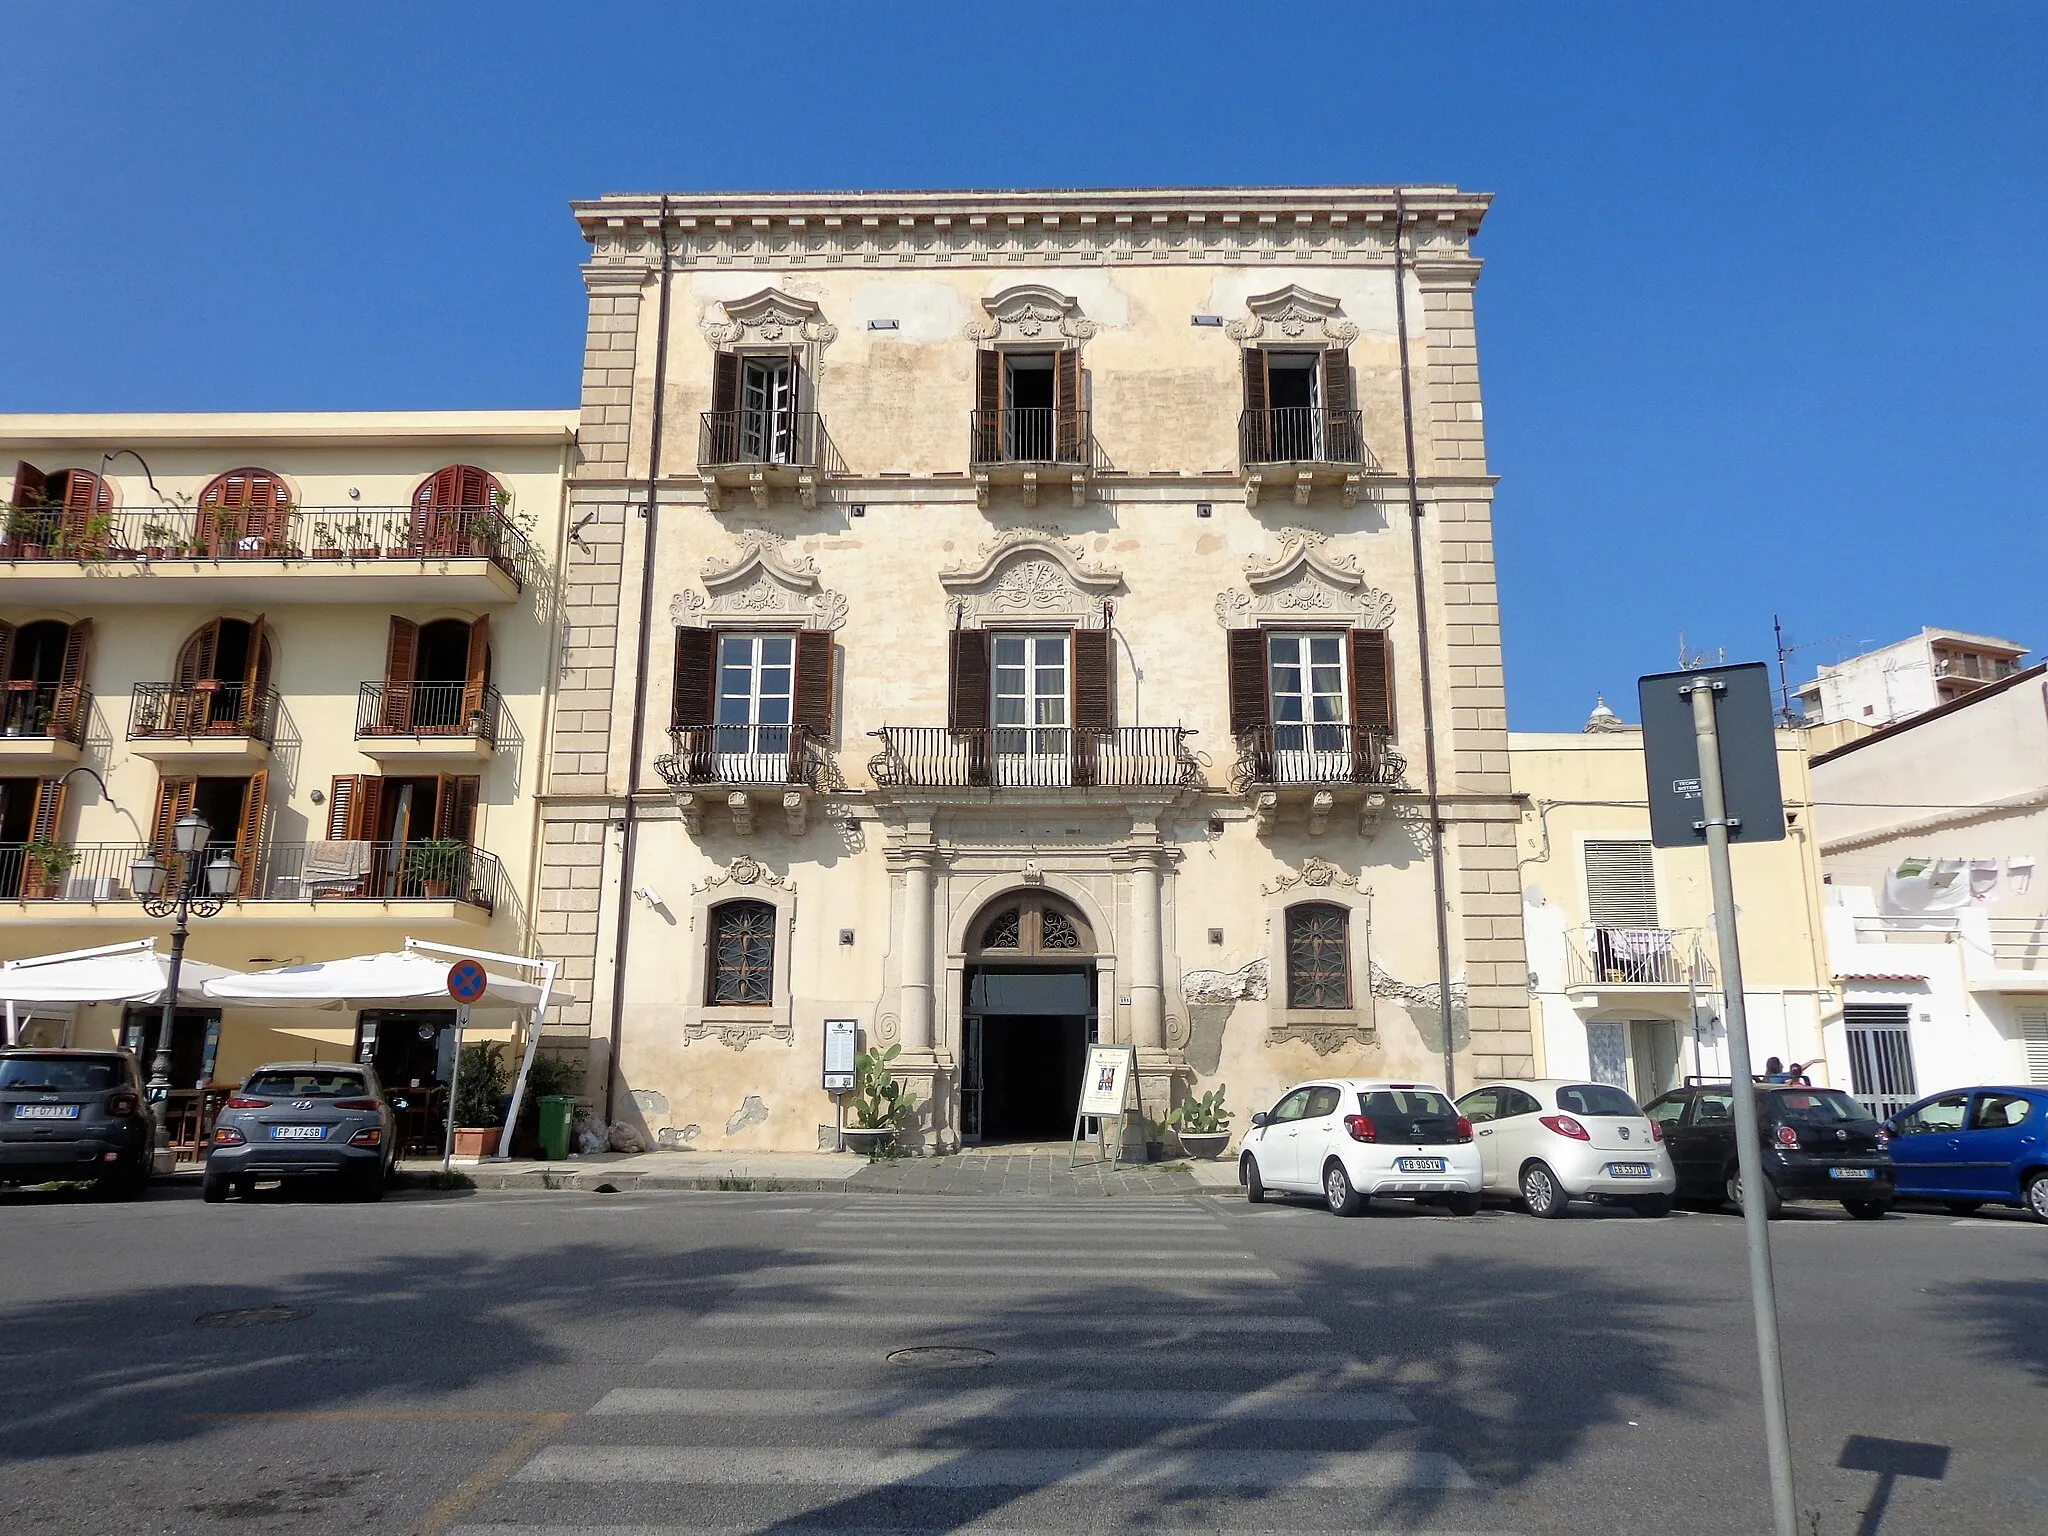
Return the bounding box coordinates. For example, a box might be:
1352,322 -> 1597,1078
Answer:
1637,663 -> 1786,848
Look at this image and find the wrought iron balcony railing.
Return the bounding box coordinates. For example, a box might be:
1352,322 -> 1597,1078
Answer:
0,680 -> 90,746
0,504 -> 531,587
656,724 -> 829,789
1231,724 -> 1403,790
868,726 -> 1200,790
968,407 -> 1091,467
1564,926 -> 1717,989
1239,407 -> 1372,467
0,841 -> 506,912
698,410 -> 835,471
356,681 -> 503,744
128,682 -> 281,743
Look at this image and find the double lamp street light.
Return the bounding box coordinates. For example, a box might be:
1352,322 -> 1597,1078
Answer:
129,812 -> 240,1099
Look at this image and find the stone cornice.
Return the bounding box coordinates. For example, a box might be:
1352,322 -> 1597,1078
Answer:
574,186 -> 1489,271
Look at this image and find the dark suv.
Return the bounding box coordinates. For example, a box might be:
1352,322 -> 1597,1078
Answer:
1643,1080 -> 1894,1219
0,1048 -> 155,1198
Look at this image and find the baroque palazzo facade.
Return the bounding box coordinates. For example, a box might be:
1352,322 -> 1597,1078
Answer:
539,186 -> 1531,1152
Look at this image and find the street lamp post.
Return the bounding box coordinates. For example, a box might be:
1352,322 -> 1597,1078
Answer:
130,815 -> 240,1146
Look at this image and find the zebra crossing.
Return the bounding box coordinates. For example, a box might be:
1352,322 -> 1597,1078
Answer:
450,1196 -> 1503,1534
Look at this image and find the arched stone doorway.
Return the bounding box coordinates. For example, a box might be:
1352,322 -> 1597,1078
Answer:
961,891 -> 1097,1144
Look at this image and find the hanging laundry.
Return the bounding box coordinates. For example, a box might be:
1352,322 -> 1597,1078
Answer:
1896,856 -> 1932,878
1970,860 -> 2002,900
2009,856 -> 2036,896
1885,864 -> 1973,914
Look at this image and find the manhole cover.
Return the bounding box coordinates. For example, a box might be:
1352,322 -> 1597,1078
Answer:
886,1346 -> 997,1369
195,1306 -> 306,1328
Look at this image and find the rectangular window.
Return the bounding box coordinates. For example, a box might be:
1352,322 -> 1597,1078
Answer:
715,633 -> 794,776
991,632 -> 1068,780
1264,352 -> 1322,459
1584,840 -> 1658,929
740,357 -> 795,463
1267,631 -> 1349,762
1004,352 -> 1055,460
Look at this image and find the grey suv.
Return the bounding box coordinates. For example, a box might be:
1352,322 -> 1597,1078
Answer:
205,1062 -> 396,1202
0,1048 -> 154,1198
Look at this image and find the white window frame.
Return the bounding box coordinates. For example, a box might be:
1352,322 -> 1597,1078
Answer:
714,631 -> 795,782
1266,630 -> 1350,781
990,630 -> 1069,785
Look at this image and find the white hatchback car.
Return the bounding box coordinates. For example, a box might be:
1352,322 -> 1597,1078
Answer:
1239,1078 -> 1482,1216
1454,1079 -> 1676,1217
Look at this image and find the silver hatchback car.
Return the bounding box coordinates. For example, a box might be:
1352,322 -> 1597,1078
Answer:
204,1062 -> 396,1202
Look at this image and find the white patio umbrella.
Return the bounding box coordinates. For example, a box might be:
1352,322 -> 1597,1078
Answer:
0,939 -> 243,1007
201,948 -> 555,1011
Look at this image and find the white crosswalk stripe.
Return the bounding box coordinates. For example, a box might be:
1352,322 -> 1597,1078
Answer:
450,1195 -> 1506,1534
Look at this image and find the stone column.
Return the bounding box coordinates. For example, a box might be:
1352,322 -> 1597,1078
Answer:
895,829 -> 939,1053
1125,852 -> 1165,1050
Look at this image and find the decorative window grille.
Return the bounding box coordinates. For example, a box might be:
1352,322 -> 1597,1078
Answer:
1041,908 -> 1080,950
980,907 -> 1022,950
1285,903 -> 1351,1009
709,900 -> 776,1005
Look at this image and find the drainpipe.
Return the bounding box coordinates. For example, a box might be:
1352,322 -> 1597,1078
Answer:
602,195 -> 674,1126
1392,189 -> 1462,1095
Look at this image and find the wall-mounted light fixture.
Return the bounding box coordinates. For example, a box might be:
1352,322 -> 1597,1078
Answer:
1195,502 -> 1212,518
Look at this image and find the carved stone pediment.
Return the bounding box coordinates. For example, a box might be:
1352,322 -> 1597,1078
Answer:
1226,283 -> 1359,345
670,530 -> 847,631
701,287 -> 838,351
1214,528 -> 1395,629
965,283 -> 1098,345
940,528 -> 1120,626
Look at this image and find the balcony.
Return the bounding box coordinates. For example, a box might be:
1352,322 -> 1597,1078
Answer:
1232,724 -> 1405,837
0,842 -> 506,925
355,681 -> 503,763
1563,925 -> 1717,1003
0,681 -> 90,763
697,411 -> 842,511
0,504 -> 530,604
1238,407 -> 1378,508
657,723 -> 834,835
127,682 -> 279,766
868,726 -> 1200,792
967,408 -> 1092,510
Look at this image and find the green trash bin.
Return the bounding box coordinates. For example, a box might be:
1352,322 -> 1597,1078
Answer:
537,1096 -> 574,1161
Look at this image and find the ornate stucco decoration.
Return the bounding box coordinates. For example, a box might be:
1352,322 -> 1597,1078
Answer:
940,529 -> 1120,627
669,530 -> 848,632
685,1019 -> 795,1050
1226,283 -> 1360,346
1260,857 -> 1364,898
700,287 -> 838,352
1269,1022 -> 1377,1057
965,283 -> 1099,344
691,855 -> 795,896
1214,529 -> 1395,630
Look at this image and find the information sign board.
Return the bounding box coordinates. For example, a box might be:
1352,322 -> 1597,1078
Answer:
1070,1043 -> 1136,1169
822,1019 -> 857,1093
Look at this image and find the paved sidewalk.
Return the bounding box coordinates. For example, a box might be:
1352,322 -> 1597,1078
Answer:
440,1145 -> 1243,1196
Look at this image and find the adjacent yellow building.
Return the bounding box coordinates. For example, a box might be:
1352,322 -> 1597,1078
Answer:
1510,717 -> 1834,1101
0,411 -> 575,1149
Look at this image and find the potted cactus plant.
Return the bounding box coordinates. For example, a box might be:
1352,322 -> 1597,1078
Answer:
1168,1086 -> 1234,1159
842,1042 -> 918,1156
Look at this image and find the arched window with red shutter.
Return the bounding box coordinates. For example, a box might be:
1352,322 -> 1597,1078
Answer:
197,468 -> 294,558
410,466 -> 505,557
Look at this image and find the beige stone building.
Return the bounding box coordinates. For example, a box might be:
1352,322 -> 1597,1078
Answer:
0,411 -> 574,1149
540,185 -> 1531,1153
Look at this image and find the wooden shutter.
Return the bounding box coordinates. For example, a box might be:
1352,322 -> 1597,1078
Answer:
1054,349 -> 1083,463
1585,841 -> 1659,929
1071,627 -> 1113,731
0,621 -> 13,681
1241,350 -> 1270,462
24,778 -> 68,892
171,620 -> 220,733
11,461 -> 46,507
948,629 -> 991,732
711,352 -> 740,415
1226,629 -> 1271,733
380,617 -> 419,731
151,777 -> 197,855
435,774 -> 481,843
240,614 -> 268,732
793,630 -> 834,736
1320,348 -> 1358,461
326,776 -> 358,840
461,614 -> 492,727
49,619 -> 91,740
1348,629 -> 1394,732
974,349 -> 1003,461
672,627 -> 716,729
200,469 -> 289,553
57,471 -> 111,550
232,771 -> 268,887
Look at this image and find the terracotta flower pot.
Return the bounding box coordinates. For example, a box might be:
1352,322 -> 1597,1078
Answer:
452,1127 -> 501,1159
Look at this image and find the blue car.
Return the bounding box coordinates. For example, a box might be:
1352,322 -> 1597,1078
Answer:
1885,1086 -> 2048,1222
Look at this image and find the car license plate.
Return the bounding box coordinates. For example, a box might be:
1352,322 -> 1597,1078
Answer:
14,1104 -> 80,1119
1396,1157 -> 1447,1173
1828,1166 -> 1875,1180
270,1125 -> 326,1140
1606,1162 -> 1654,1178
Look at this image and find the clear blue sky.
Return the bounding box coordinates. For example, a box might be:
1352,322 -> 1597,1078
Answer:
4,3 -> 2041,730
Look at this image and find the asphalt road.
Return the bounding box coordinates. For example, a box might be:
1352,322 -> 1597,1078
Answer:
1,1179 -> 2043,1536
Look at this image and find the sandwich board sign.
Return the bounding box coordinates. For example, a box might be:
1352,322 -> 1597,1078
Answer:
1070,1043 -> 1136,1169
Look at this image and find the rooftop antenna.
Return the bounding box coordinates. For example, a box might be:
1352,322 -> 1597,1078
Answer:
1771,616 -> 1857,725
1677,632 -> 1724,671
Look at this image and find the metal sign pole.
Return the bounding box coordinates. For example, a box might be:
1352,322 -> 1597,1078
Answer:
442,1002 -> 469,1175
1687,675 -> 1799,1536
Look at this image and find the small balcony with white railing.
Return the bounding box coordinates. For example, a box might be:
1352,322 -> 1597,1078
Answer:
1563,925 -> 1717,1002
